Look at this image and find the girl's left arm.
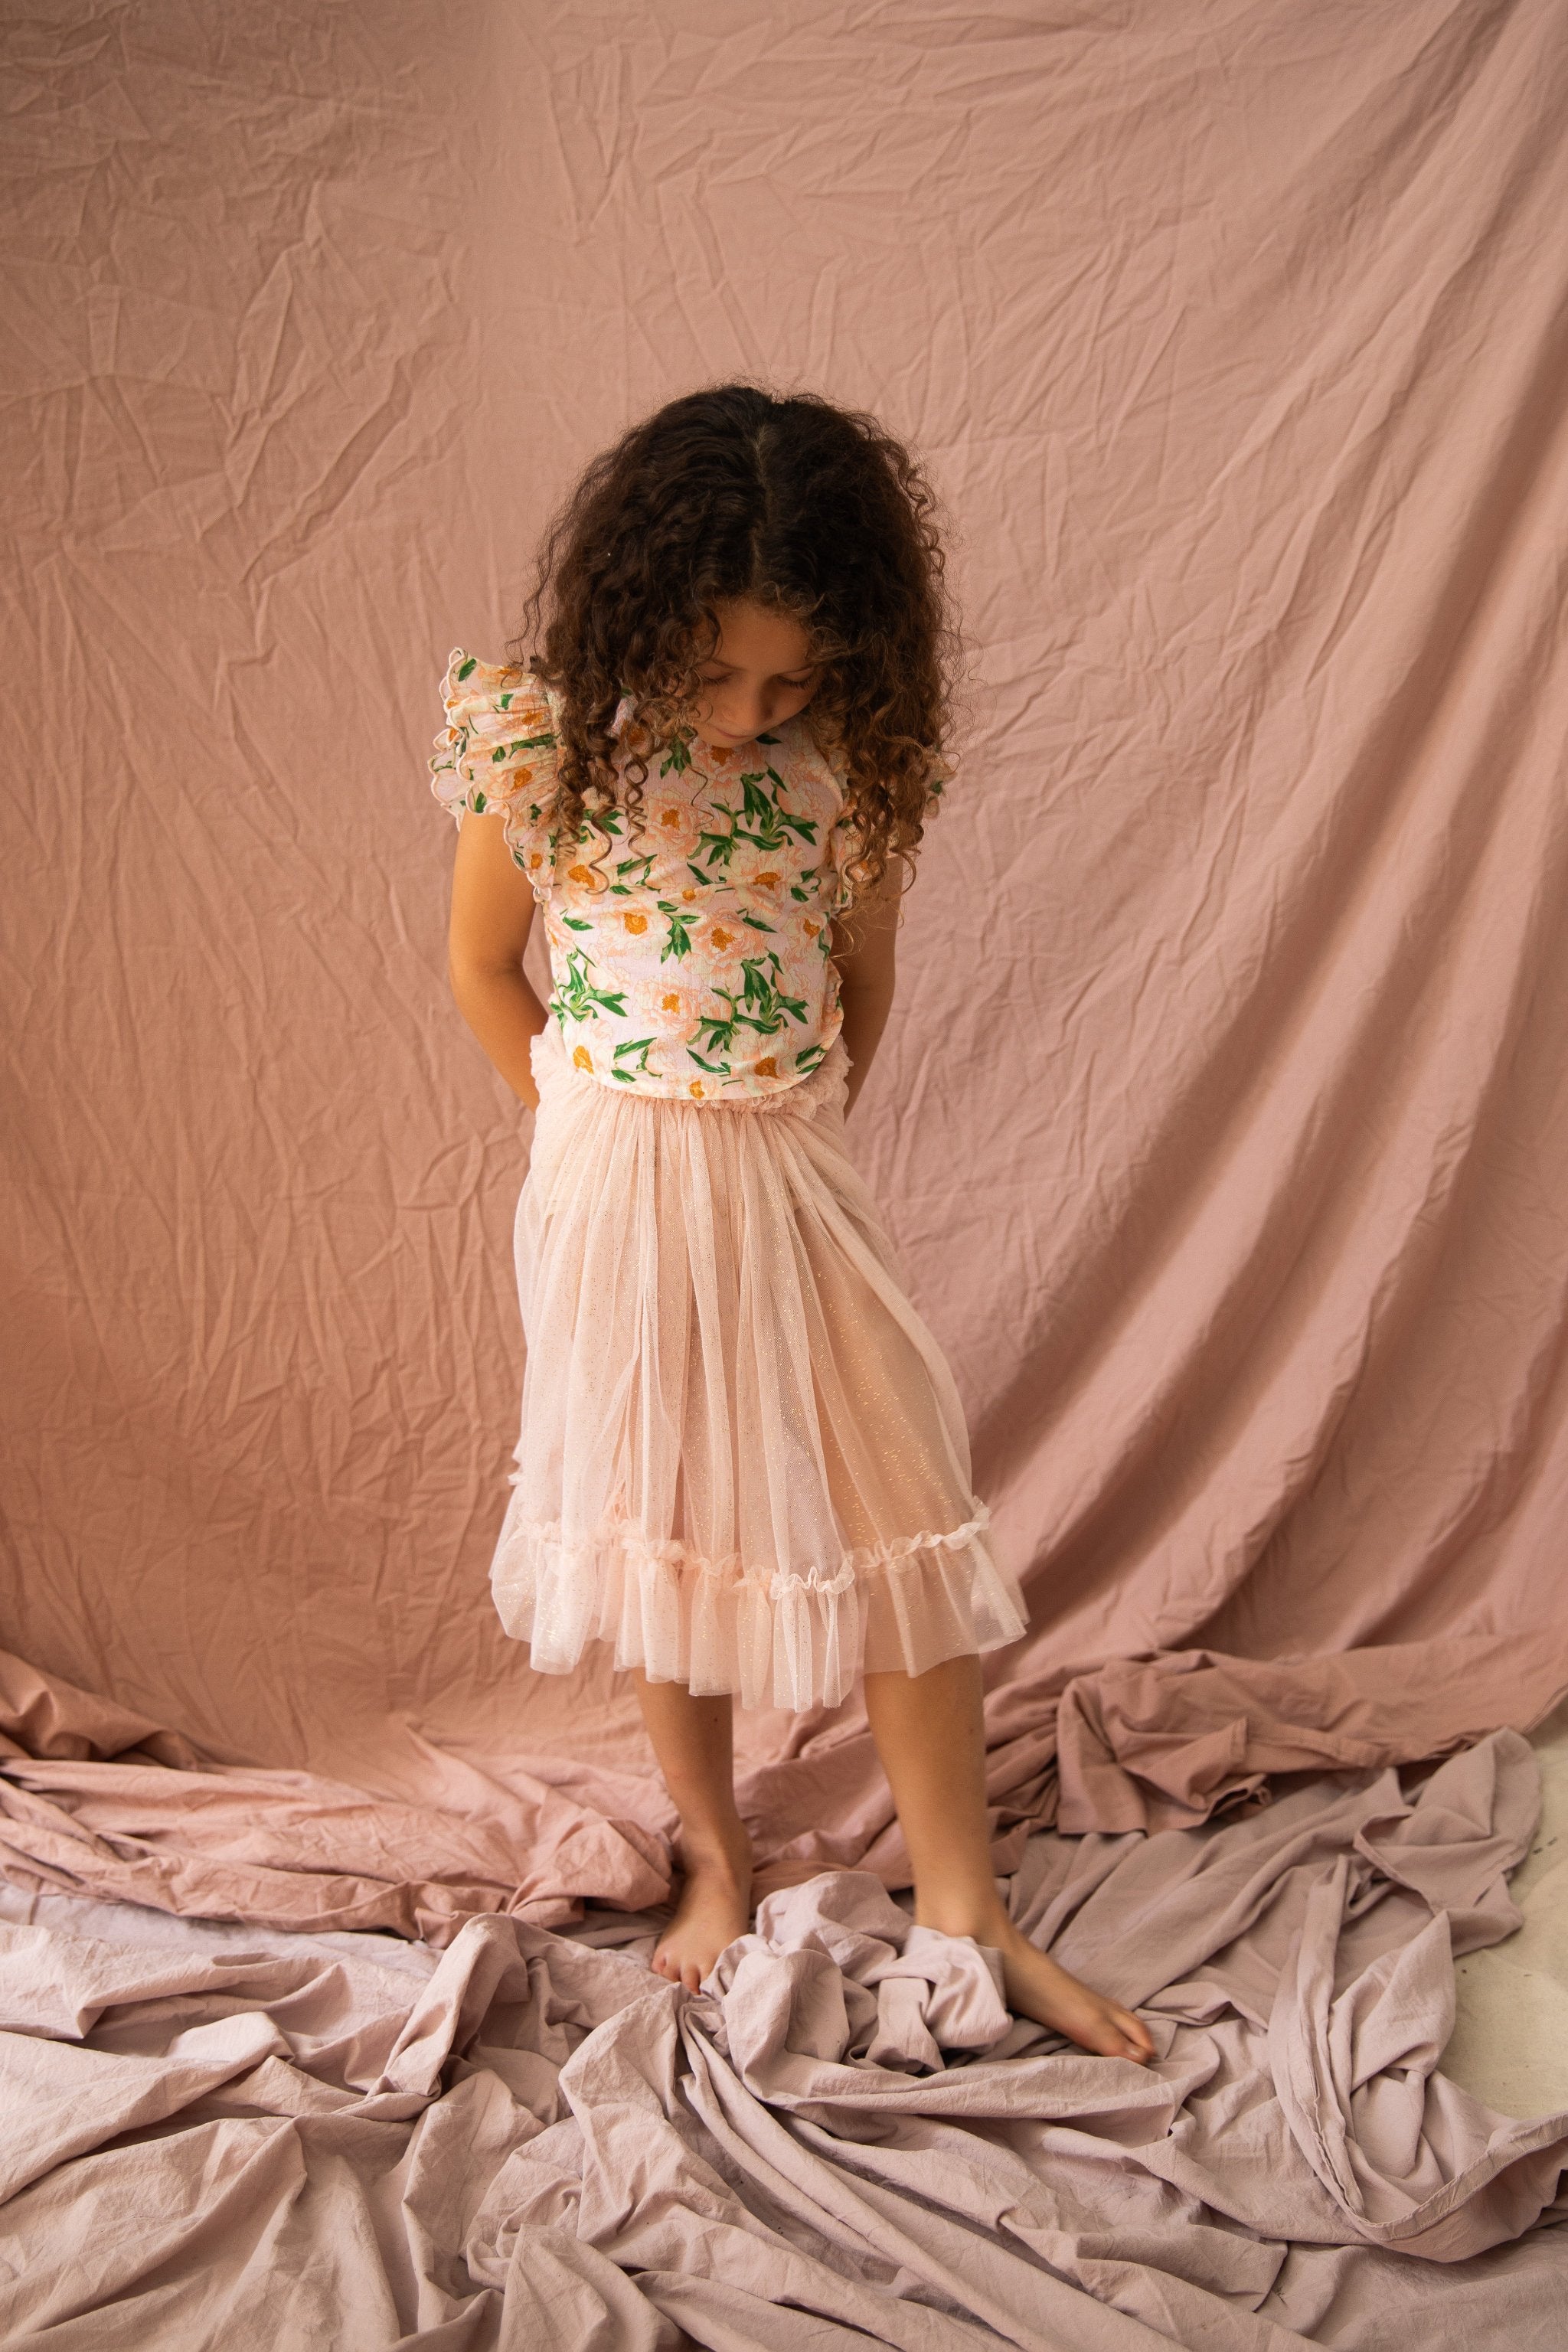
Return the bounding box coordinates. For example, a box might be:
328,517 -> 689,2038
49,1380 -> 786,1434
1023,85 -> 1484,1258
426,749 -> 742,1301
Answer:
829,861 -> 903,1116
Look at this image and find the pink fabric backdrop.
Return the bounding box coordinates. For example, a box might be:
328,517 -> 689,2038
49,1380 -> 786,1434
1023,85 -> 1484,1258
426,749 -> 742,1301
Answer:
7,0 -> 1567,1792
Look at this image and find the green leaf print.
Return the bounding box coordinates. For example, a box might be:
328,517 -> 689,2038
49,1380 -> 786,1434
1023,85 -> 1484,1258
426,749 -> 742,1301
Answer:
471,790 -> 488,812
737,773 -> 776,825
794,1043 -> 827,1072
456,658 -> 477,681
686,1045 -> 733,1078
771,807 -> 818,846
739,952 -> 808,1026
738,912 -> 776,933
693,823 -> 737,874
708,773 -> 818,858
578,802 -> 623,844
691,1007 -> 735,1054
659,731 -> 695,777
655,902 -> 696,960
552,946 -> 628,1023
694,954 -> 808,1053
609,1036 -> 656,1081
492,733 -> 556,762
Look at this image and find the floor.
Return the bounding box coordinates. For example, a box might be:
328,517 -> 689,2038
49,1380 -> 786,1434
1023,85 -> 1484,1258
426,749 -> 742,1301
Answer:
1445,1696 -> 1568,2119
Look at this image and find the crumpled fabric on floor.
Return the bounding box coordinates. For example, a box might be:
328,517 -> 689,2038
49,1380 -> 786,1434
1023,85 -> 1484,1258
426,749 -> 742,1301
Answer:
2,1732 -> 1564,2347
5,1642 -> 1567,1944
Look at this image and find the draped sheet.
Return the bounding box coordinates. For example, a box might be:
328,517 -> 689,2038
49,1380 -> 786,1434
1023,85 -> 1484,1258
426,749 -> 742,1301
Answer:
2,1721 -> 1565,2344
5,0 -> 1568,2339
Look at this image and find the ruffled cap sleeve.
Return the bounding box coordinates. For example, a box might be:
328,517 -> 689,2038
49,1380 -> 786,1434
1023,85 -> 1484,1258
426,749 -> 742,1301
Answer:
430,649 -> 560,902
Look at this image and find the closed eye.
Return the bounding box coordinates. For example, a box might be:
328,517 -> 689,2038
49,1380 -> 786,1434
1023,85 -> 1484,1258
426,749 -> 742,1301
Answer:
697,667 -> 818,690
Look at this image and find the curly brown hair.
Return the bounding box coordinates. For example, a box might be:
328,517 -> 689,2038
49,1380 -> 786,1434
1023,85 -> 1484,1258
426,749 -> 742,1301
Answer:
511,384 -> 962,934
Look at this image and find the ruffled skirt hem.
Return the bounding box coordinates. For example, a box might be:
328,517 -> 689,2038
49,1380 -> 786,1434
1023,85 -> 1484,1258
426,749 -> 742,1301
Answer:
492,1495 -> 1027,1713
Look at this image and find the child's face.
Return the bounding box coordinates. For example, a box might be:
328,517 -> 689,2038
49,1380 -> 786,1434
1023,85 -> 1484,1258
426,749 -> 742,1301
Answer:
692,599 -> 820,746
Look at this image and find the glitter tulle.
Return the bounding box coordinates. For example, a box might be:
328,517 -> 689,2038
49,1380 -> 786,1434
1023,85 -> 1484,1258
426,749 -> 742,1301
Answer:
492,1020 -> 1028,1711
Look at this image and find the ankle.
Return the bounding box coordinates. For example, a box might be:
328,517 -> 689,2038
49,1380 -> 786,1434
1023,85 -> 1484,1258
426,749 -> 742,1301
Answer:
675,1821 -> 752,1879
912,1886 -> 1011,1945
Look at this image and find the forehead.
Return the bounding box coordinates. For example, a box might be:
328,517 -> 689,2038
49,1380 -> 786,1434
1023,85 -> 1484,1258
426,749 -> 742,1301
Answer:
707,598 -> 812,671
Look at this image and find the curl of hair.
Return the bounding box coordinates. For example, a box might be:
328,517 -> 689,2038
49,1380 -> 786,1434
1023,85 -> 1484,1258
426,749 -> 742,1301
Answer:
509,383 -> 962,943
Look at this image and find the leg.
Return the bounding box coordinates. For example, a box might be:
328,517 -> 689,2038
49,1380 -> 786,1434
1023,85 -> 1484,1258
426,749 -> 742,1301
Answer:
862,1653 -> 1155,2061
633,1669 -> 754,1992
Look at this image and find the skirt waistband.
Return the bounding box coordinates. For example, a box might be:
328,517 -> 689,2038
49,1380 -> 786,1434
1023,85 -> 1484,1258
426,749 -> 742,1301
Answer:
530,1018 -> 851,1122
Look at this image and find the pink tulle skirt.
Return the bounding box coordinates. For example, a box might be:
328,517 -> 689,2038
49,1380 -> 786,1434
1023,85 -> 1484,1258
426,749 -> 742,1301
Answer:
490,1018 -> 1028,1711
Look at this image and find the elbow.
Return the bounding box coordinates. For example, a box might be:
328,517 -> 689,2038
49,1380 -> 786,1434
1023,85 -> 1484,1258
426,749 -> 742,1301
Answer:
447,950 -> 504,1006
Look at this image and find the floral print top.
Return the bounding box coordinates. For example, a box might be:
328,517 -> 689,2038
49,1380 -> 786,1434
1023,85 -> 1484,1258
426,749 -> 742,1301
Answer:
430,650 -> 861,1102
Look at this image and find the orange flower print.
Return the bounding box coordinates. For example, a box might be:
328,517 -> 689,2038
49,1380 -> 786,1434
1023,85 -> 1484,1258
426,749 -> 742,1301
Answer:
640,792 -> 701,858
431,655 -> 852,1102
629,974 -> 705,1047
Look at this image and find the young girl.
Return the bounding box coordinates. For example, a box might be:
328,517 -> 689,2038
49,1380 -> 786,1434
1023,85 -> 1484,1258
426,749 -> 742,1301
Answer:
433,384 -> 1154,2065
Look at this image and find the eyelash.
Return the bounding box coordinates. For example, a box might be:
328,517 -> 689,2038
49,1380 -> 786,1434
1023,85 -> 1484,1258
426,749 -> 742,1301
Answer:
700,672 -> 815,689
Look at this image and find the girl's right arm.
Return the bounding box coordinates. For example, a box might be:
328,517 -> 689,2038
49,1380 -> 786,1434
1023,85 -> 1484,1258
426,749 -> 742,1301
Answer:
447,811 -> 550,1109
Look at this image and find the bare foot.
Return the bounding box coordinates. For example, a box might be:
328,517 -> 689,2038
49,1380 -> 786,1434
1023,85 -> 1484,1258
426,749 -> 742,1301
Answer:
651,1842 -> 753,1992
923,1906 -> 1155,2063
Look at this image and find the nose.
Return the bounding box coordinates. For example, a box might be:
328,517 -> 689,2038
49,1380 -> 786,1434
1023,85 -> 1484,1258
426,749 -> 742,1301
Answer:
718,688 -> 769,737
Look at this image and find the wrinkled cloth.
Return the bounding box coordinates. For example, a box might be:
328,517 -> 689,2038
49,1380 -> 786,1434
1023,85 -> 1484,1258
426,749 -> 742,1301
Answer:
6,0 -> 1568,1867
5,1644 -> 1568,1936
2,1733 -> 1565,2347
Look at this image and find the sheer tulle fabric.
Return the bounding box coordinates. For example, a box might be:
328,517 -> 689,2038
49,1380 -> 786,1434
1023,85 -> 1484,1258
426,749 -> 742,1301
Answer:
492,1021 -> 1028,1711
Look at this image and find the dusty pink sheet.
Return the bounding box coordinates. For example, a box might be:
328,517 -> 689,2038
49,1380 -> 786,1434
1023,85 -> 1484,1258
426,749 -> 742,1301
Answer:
2,1732 -> 1565,2344
7,1645 -> 1567,1937
7,0 -> 1568,2338
6,0 -> 1566,1790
